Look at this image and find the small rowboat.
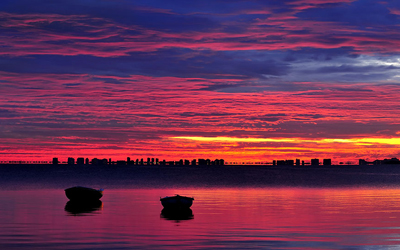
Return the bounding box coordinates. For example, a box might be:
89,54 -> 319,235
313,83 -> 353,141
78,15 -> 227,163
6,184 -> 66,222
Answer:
65,186 -> 103,201
160,194 -> 194,209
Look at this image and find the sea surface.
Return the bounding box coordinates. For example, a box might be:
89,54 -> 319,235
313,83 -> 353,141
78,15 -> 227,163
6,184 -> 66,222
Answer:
1,164 -> 400,249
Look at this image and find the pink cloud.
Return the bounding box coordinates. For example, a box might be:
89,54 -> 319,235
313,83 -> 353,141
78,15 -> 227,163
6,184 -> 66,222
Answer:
389,8 -> 400,15
289,0 -> 355,5
1,71 -> 400,161
1,9 -> 400,58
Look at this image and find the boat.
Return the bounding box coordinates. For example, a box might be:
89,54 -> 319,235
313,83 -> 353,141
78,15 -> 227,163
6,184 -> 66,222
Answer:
160,194 -> 194,209
65,186 -> 103,201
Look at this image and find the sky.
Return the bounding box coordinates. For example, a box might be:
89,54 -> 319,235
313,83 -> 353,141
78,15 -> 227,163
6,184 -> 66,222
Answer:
1,0 -> 400,163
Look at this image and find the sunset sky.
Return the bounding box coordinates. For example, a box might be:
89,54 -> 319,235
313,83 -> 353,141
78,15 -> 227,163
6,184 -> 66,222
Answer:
1,0 -> 400,163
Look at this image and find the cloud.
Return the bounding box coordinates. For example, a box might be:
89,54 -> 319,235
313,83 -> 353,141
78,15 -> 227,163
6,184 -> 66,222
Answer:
0,49 -> 289,79
297,0 -> 399,27
1,0 -> 400,59
0,109 -> 18,118
1,0 -> 400,161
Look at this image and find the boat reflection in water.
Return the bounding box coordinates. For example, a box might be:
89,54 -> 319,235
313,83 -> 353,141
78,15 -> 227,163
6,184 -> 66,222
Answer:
65,200 -> 103,216
160,208 -> 193,222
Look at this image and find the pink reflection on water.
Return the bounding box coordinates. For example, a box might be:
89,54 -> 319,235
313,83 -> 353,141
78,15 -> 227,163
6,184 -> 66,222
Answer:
1,188 -> 400,249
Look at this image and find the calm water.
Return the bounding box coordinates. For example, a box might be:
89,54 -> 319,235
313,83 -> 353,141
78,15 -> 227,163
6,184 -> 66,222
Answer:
2,187 -> 400,249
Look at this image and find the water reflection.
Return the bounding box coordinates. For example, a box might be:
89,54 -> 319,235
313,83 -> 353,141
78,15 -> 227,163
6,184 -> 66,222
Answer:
160,208 -> 193,222
64,200 -> 103,216
2,188 -> 400,249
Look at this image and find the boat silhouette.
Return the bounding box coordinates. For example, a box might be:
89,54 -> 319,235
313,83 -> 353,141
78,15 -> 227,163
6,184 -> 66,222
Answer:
160,194 -> 194,209
65,186 -> 103,201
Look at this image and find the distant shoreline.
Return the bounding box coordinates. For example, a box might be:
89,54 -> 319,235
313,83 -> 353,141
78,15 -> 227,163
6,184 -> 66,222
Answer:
2,163 -> 400,167
1,164 -> 400,189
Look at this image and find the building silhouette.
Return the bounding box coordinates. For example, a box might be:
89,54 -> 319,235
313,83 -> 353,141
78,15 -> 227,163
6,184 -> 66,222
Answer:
67,157 -> 75,165
323,159 -> 331,166
277,160 -> 285,166
77,158 -> 84,165
311,158 -> 319,166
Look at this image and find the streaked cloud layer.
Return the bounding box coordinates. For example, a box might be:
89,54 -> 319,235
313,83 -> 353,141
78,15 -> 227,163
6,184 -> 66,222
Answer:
1,0 -> 400,162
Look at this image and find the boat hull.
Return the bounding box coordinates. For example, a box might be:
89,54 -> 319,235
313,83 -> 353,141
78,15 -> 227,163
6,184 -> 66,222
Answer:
160,195 -> 194,209
65,186 -> 103,201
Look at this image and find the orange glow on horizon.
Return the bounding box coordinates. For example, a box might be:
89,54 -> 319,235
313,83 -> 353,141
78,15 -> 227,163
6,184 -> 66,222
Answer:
172,136 -> 400,146
171,136 -> 297,143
